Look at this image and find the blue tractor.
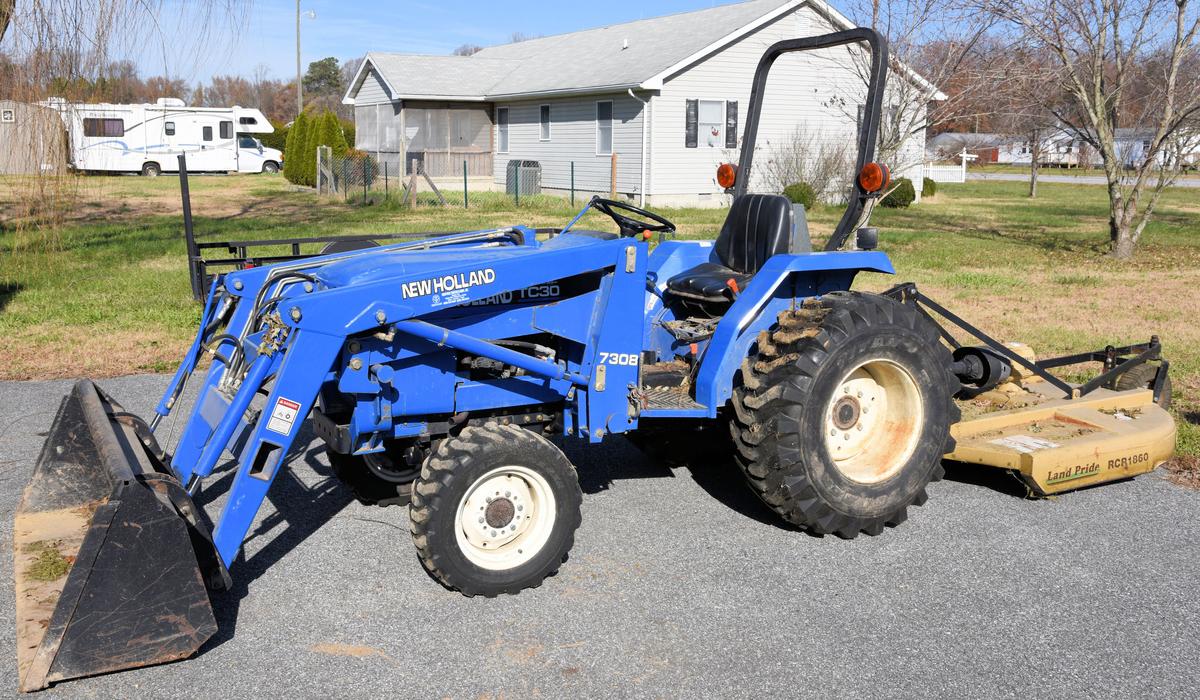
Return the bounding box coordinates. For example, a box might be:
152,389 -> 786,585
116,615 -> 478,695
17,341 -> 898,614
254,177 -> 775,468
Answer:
14,28 -> 1175,691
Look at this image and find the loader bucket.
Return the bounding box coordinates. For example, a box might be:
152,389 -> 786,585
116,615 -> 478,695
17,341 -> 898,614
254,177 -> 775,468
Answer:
13,380 -> 223,692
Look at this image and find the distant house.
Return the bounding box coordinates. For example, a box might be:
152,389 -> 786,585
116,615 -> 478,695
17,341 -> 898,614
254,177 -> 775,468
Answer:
931,129 -> 1092,167
343,0 -> 942,207
0,100 -> 67,175
926,132 -> 1008,163
933,126 -> 1200,170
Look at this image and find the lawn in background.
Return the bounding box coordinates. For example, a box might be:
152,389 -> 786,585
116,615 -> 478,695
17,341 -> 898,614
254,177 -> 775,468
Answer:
1,174 -> 1197,457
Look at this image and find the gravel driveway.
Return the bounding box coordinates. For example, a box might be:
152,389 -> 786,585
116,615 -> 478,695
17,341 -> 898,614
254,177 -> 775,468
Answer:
1,374 -> 1197,698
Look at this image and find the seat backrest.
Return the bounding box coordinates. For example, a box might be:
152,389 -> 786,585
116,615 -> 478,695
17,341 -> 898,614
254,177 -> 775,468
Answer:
714,194 -> 795,275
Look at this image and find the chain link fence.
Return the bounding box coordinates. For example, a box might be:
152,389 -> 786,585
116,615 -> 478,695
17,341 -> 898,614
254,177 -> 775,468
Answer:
317,146 -> 629,209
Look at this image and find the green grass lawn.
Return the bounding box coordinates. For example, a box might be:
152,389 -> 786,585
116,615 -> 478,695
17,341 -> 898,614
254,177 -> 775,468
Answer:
968,163 -> 1200,181
2,174 -> 1197,457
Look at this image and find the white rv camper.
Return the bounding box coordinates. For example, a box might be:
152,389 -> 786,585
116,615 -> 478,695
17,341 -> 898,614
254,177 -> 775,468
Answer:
47,98 -> 282,176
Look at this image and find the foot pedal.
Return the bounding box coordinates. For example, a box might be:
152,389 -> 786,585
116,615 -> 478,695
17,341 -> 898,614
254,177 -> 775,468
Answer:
661,317 -> 720,342
641,386 -> 705,411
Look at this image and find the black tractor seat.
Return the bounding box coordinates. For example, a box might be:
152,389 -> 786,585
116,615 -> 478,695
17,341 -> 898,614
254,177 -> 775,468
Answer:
666,193 -> 794,305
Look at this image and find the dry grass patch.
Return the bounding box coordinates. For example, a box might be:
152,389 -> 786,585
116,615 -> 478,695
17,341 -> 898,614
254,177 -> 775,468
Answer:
1163,455 -> 1200,490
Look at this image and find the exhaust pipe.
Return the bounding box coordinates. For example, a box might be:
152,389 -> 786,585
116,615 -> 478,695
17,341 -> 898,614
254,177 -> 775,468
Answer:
13,380 -> 223,692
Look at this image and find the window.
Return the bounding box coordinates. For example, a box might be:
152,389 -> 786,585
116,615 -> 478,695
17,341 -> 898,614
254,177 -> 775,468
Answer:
688,99 -> 738,148
83,118 -> 124,137
202,126 -> 213,141
164,121 -> 175,136
1,109 -> 14,123
697,100 -> 725,148
540,105 -> 551,141
596,101 -> 613,155
239,136 -> 258,149
219,121 -> 233,139
496,107 -> 509,153
239,116 -> 258,125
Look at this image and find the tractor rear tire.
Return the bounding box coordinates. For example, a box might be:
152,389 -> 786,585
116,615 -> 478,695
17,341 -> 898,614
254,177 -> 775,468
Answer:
730,291 -> 959,538
327,441 -> 422,507
409,423 -> 582,597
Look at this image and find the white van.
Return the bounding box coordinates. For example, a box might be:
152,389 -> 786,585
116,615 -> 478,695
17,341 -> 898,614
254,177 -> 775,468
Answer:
47,98 -> 283,176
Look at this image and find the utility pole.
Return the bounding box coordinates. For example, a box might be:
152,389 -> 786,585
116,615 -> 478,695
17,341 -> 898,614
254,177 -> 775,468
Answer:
295,5 -> 316,116
295,0 -> 302,116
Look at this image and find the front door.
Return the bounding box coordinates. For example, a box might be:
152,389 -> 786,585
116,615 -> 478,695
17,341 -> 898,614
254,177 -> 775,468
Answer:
236,135 -> 265,172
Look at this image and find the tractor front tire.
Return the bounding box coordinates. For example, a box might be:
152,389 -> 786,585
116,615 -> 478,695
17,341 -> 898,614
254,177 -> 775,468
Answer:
730,291 -> 958,538
410,423 -> 582,596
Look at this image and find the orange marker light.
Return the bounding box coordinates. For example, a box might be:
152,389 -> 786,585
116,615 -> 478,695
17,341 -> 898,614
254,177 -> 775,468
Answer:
716,163 -> 738,189
858,162 -> 891,193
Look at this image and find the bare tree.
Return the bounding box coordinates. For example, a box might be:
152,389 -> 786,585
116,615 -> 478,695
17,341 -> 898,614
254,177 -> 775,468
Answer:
0,0 -> 247,235
988,46 -> 1064,198
0,0 -> 14,41
983,0 -> 1200,258
452,43 -> 483,56
828,0 -> 1010,179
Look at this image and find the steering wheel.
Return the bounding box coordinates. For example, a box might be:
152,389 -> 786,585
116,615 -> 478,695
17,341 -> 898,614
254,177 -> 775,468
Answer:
591,197 -> 676,236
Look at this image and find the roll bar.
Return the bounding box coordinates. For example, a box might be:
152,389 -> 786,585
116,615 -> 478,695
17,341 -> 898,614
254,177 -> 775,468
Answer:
734,27 -> 889,251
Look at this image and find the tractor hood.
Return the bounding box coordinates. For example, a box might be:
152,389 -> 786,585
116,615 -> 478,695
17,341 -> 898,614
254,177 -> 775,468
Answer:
311,231 -> 614,289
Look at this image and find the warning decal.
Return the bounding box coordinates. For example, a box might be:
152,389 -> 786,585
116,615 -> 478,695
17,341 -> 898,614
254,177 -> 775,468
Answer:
989,435 -> 1060,454
266,397 -> 301,435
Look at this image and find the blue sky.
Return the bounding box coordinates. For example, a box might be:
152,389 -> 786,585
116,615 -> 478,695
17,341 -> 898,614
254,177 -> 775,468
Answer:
165,1 -> 746,83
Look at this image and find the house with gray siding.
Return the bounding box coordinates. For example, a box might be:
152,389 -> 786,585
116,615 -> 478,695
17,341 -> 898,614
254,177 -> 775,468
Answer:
343,0 -> 942,207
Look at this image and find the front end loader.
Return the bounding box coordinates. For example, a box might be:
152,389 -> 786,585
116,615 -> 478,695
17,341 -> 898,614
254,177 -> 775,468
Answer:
13,28 -> 1176,691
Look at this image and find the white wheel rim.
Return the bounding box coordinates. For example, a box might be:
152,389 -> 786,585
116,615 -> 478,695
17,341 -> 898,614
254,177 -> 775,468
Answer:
454,465 -> 556,571
823,358 -> 924,483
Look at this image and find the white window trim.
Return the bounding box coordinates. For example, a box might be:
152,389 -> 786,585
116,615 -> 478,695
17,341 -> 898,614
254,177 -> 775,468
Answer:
539,104 -> 551,142
595,100 -> 613,156
496,106 -> 510,154
693,97 -> 728,149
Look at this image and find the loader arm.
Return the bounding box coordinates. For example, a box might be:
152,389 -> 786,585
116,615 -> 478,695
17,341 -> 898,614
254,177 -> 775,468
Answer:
160,229 -> 649,569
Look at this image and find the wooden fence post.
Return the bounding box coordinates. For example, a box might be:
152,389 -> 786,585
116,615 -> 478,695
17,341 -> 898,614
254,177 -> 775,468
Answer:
610,153 -> 617,198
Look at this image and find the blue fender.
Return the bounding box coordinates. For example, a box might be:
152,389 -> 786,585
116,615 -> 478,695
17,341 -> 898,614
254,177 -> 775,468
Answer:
694,250 -> 895,412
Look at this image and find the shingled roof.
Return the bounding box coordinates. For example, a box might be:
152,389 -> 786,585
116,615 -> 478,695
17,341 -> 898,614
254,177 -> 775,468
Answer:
344,0 -> 943,103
